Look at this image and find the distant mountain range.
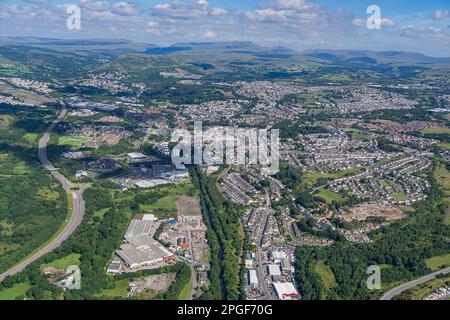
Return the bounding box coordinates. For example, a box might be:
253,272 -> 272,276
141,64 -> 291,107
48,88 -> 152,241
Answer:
1,36 -> 449,66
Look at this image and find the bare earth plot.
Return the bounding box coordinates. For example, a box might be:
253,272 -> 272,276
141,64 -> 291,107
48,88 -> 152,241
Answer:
339,203 -> 404,222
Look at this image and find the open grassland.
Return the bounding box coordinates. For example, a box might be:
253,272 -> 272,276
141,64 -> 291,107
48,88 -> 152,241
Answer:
437,143 -> 450,150
0,282 -> 30,300
58,136 -> 90,148
315,260 -> 336,292
96,279 -> 130,298
178,273 -> 192,300
434,164 -> 450,193
421,127 -> 450,135
139,182 -> 198,218
22,133 -> 38,145
12,161 -> 32,175
94,207 -> 112,219
0,64 -> 32,76
426,253 -> 450,271
314,189 -> 347,204
42,253 -> 81,271
299,167 -> 362,188
343,128 -> 375,141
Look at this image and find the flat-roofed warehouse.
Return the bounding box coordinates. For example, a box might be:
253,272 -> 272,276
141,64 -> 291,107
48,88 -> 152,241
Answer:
117,237 -> 174,270
248,269 -> 258,286
273,282 -> 299,300
268,264 -> 282,276
117,219 -> 175,271
125,219 -> 157,238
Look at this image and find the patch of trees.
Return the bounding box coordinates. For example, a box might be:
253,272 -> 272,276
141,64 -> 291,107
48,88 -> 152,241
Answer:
0,109 -> 67,274
275,162 -> 302,188
377,137 -> 402,152
297,218 -> 346,242
191,166 -> 242,300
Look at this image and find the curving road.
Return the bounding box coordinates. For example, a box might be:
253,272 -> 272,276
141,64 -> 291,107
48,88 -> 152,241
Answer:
380,267 -> 450,300
0,102 -> 85,282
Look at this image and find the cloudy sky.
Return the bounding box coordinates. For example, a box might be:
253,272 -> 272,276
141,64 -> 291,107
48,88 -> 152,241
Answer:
0,0 -> 449,56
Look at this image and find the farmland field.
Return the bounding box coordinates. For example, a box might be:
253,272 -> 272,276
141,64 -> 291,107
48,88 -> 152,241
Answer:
58,136 -> 90,148
421,127 -> 450,135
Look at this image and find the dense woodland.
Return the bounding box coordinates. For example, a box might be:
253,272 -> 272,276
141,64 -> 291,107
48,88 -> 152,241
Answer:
191,166 -> 243,300
0,105 -> 67,274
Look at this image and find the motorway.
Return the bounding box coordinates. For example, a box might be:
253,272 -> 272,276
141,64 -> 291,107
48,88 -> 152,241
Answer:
380,267 -> 450,300
0,102 -> 86,282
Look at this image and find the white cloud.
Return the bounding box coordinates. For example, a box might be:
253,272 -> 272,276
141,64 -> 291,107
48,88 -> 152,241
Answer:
352,17 -> 394,27
400,25 -> 450,44
202,30 -> 216,39
111,2 -> 136,17
352,18 -> 365,27
431,9 -> 450,20
211,8 -> 228,16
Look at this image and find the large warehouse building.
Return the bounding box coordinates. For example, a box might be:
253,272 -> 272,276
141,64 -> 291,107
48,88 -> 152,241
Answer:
273,282 -> 300,300
116,219 -> 175,271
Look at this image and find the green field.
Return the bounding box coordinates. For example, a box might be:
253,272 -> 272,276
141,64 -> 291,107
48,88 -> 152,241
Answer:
37,187 -> 61,201
0,282 -> 30,300
12,161 -> 32,175
23,133 -> 38,145
314,189 -> 346,204
437,143 -> 450,150
96,279 -> 130,298
426,253 -> 450,271
178,272 -> 192,300
94,207 -> 111,219
0,65 -> 32,76
58,136 -> 90,147
434,164 -> 450,193
343,129 -> 375,141
393,192 -> 407,201
300,167 -> 361,188
421,127 -> 450,135
315,260 -> 336,292
140,195 -> 178,212
43,253 -> 81,271
139,182 -> 198,218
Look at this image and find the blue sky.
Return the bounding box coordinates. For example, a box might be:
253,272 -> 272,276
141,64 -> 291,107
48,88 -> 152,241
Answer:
0,0 -> 449,56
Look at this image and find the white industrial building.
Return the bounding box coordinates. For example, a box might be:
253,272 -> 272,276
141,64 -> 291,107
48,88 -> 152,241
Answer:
268,264 -> 282,277
127,152 -> 148,162
248,269 -> 258,287
273,282 -> 300,300
271,250 -> 287,263
116,219 -> 175,271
